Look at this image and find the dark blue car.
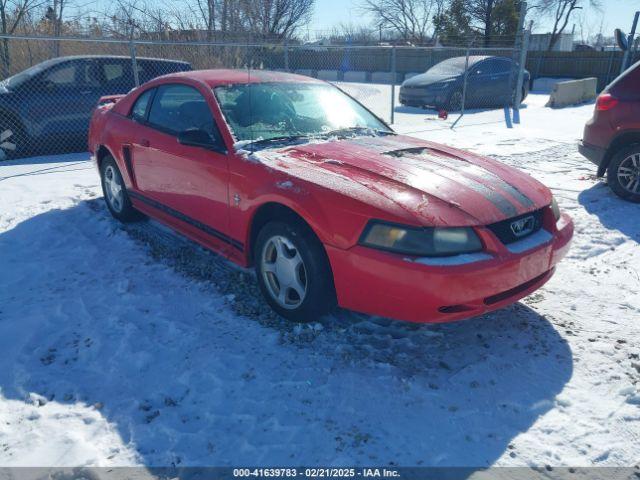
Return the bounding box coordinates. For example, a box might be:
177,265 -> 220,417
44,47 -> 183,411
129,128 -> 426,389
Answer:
399,55 -> 530,111
0,55 -> 191,159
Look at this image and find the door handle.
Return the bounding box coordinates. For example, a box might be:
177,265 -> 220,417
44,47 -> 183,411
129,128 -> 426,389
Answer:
140,139 -> 150,147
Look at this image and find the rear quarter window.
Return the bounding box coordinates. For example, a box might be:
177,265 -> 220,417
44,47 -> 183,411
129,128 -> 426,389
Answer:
131,88 -> 154,121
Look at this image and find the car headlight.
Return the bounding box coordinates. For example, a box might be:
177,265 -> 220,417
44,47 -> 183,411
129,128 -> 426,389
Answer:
551,196 -> 561,221
360,221 -> 483,257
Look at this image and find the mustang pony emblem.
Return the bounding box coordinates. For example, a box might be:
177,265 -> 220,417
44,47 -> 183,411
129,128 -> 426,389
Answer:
510,215 -> 535,237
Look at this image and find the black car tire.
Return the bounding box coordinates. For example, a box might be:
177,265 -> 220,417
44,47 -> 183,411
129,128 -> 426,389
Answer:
100,156 -> 144,222
254,220 -> 336,323
0,114 -> 29,160
445,89 -> 464,111
607,144 -> 640,203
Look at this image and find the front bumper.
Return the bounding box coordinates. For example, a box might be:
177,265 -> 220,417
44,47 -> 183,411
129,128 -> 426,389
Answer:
399,88 -> 448,107
326,212 -> 574,323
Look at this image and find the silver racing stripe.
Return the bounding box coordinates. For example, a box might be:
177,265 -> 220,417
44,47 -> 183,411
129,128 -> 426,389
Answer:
430,155 -> 535,209
389,154 -> 520,217
387,148 -> 534,212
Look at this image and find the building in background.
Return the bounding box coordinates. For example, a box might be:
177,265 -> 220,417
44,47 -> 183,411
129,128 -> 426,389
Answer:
528,33 -> 574,51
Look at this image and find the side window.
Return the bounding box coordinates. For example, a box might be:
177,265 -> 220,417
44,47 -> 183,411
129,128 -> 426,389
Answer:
102,60 -> 134,91
492,59 -> 512,74
104,62 -> 124,81
147,84 -> 221,143
131,89 -> 154,122
136,61 -> 154,84
43,62 -> 77,87
473,61 -> 489,76
80,60 -> 102,88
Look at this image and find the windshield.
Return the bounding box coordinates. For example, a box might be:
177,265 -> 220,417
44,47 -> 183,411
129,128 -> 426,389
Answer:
428,57 -> 469,76
2,63 -> 47,90
214,82 -> 391,147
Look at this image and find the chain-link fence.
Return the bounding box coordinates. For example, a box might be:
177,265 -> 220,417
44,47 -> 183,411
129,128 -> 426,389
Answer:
527,49 -> 640,92
0,33 -> 531,160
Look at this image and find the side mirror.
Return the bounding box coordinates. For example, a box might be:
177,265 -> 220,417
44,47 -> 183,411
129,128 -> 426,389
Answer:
178,128 -> 217,150
615,28 -> 628,51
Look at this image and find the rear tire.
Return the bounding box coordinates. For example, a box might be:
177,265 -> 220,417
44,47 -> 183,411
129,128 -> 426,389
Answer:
254,220 -> 336,323
99,156 -> 143,222
607,144 -> 640,203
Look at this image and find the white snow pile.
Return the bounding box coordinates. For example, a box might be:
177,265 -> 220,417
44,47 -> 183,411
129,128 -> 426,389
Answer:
0,91 -> 639,468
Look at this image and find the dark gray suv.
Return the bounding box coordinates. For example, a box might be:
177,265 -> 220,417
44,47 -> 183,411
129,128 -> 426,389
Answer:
0,55 -> 191,159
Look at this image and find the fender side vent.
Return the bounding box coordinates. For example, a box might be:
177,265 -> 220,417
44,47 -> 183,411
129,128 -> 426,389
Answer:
122,146 -> 136,187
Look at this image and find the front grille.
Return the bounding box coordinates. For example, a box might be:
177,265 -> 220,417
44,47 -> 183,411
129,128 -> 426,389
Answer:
487,209 -> 543,245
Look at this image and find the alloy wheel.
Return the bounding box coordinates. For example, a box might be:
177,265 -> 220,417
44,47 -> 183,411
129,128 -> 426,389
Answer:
104,165 -> 124,213
260,235 -> 308,309
617,153 -> 640,194
0,128 -> 16,160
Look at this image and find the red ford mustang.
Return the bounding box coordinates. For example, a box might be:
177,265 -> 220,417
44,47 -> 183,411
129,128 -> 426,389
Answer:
88,69 -> 573,323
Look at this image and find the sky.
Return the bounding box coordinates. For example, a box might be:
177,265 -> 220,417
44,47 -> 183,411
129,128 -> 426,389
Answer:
309,0 -> 640,41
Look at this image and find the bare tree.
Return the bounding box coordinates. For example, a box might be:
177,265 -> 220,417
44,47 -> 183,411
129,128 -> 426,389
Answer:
240,0 -> 314,40
538,0 -> 600,51
0,0 -> 46,75
173,0 -> 241,41
360,0 -> 443,44
41,0 -> 95,54
329,22 -> 377,44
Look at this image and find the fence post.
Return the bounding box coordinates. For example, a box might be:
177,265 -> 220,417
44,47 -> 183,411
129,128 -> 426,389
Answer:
620,11 -> 639,74
129,39 -> 140,87
450,46 -> 470,129
389,46 -> 396,125
513,23 -> 531,124
284,42 -> 289,71
503,1 -> 526,128
0,38 -> 10,78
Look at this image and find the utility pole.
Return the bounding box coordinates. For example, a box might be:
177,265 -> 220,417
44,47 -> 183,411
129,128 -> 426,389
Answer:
621,12 -> 639,73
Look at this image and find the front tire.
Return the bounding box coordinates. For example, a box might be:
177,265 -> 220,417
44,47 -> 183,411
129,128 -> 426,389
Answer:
607,144 -> 640,203
99,156 -> 143,222
0,115 -> 28,160
254,220 -> 336,323
445,89 -> 463,111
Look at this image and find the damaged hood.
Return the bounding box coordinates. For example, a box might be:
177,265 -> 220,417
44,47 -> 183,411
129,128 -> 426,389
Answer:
258,134 -> 551,226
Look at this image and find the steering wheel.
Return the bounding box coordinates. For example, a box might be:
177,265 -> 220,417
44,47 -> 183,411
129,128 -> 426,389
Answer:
267,92 -> 299,131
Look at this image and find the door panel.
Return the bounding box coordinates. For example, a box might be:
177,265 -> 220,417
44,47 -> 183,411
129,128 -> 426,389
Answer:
128,83 -> 232,254
133,126 -> 229,230
468,59 -> 512,107
23,59 -> 99,138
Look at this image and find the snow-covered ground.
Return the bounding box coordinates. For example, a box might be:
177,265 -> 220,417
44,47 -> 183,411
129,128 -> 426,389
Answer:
1,90 -> 639,468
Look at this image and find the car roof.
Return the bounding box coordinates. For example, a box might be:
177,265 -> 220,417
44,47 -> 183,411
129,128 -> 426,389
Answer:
40,55 -> 190,66
456,55 -> 509,65
156,69 -> 324,87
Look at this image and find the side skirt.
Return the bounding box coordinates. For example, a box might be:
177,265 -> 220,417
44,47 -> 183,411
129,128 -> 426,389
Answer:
127,190 -> 244,254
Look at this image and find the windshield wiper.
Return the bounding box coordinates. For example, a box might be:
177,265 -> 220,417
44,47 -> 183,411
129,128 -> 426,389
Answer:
323,126 -> 394,138
244,134 -> 310,150
241,127 -> 394,151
